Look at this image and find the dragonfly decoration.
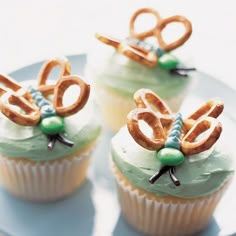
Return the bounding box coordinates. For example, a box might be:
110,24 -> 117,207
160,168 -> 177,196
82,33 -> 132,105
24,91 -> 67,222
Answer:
96,8 -> 196,76
127,89 -> 223,186
0,58 -> 90,150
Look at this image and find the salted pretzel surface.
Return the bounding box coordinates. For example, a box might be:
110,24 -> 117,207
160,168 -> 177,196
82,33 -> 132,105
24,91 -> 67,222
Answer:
127,89 -> 223,155
127,89 -> 173,150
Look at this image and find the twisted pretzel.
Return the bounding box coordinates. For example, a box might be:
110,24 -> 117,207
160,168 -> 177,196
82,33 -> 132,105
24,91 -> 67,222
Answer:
38,57 -> 71,96
0,74 -> 40,126
181,117 -> 222,155
127,89 -> 173,150
127,89 -> 223,155
95,33 -> 157,67
38,57 -> 90,117
183,99 -> 224,132
129,8 -> 162,40
0,58 -> 90,126
127,108 -> 166,150
0,74 -> 32,101
53,75 -> 90,117
129,8 -> 192,51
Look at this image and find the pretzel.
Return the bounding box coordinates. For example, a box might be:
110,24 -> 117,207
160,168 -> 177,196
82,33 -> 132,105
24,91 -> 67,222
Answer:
0,58 -> 90,126
181,117 -> 222,155
127,89 -> 174,150
53,75 -> 90,117
183,99 -> 224,132
38,57 -> 71,96
129,8 -> 192,51
95,33 -> 157,67
133,88 -> 174,126
129,8 -> 162,40
127,89 -> 223,156
0,74 -> 32,101
127,108 -> 166,150
154,15 -> 192,52
0,74 -> 40,126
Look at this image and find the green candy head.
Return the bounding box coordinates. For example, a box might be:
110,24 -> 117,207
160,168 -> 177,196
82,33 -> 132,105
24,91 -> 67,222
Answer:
40,116 -> 65,135
156,148 -> 184,166
159,53 -> 179,70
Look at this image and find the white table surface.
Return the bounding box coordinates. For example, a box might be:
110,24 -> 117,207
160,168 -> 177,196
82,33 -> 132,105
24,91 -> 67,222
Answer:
0,0 -> 236,91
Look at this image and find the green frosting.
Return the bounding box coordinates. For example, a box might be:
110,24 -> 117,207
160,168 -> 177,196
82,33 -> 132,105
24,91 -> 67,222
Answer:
85,45 -> 194,99
0,81 -> 102,162
111,127 -> 234,199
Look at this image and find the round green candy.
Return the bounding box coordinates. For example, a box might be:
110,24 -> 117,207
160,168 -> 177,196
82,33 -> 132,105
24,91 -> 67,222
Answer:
156,148 -> 184,166
40,116 -> 65,135
159,53 -> 179,70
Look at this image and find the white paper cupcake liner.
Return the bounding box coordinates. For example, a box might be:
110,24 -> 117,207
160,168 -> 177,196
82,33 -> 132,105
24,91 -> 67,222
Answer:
112,163 -> 230,236
95,83 -> 188,132
0,147 -> 94,202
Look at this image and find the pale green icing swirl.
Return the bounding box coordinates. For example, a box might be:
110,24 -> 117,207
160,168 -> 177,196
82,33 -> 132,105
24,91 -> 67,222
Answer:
0,81 -> 102,162
111,127 -> 234,199
85,45 -> 194,99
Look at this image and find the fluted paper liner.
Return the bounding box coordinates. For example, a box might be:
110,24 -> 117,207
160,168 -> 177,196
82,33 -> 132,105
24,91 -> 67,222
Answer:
0,147 -> 94,202
112,163 -> 231,236
95,83 -> 187,132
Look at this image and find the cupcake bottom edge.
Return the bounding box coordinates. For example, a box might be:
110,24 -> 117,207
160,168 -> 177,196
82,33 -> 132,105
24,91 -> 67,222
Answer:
111,162 -> 232,236
0,145 -> 96,202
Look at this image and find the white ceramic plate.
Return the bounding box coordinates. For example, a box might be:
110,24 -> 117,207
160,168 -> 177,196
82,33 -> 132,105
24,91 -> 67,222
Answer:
0,55 -> 235,236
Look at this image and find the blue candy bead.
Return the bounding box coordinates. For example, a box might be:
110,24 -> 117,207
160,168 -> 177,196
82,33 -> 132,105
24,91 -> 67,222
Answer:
35,95 -> 43,103
173,120 -> 183,127
41,105 -> 56,118
165,136 -> 181,149
38,99 -> 49,108
28,86 -> 37,93
169,129 -> 181,137
173,124 -> 182,131
156,48 -> 165,57
176,112 -> 183,119
32,91 -> 41,99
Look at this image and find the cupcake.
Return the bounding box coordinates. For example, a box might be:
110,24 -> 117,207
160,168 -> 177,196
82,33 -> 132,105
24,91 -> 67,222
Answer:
0,57 -> 101,201
110,88 -> 234,235
85,8 -> 196,132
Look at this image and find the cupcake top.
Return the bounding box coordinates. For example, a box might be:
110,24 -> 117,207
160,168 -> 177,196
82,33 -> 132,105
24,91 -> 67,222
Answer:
87,8 -> 196,98
0,58 -> 101,162
86,46 -> 191,99
111,89 -> 234,198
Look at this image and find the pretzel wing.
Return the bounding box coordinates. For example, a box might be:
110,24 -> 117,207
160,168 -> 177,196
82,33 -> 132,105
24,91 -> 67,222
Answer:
53,75 -> 90,117
183,99 -> 224,132
181,98 -> 224,155
38,57 -> 71,96
181,117 -> 222,155
127,89 -> 174,150
0,74 -> 40,126
155,15 -> 192,51
133,88 -> 173,126
129,8 -> 162,40
96,33 -> 157,67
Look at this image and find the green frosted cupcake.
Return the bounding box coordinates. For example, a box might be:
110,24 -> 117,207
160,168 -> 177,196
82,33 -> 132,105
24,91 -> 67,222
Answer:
110,88 -> 234,235
0,57 -> 101,201
85,8 -> 196,132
